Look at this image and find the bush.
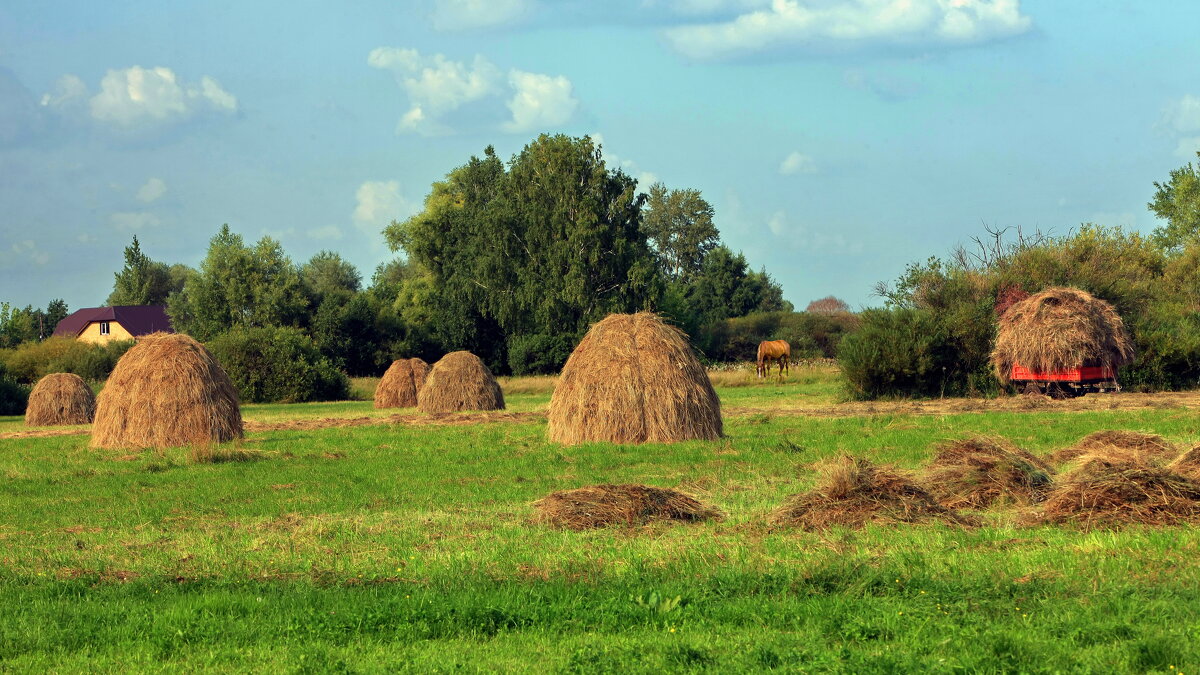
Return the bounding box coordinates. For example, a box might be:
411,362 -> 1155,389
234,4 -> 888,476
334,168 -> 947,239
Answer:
507,333 -> 575,375
208,326 -> 350,403
0,362 -> 29,415
838,308 -> 959,399
0,337 -> 134,384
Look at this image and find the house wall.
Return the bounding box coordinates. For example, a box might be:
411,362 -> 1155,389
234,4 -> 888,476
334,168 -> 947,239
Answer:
77,320 -> 135,345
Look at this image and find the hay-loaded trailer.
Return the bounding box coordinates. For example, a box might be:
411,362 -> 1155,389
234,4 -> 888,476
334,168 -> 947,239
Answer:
1010,363 -> 1120,399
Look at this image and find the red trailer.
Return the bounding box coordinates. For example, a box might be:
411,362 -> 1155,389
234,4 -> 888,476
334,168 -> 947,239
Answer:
1010,364 -> 1120,399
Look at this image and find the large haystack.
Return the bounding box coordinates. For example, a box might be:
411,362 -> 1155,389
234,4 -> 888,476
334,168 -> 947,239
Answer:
1037,449 -> 1200,526
91,333 -> 243,450
990,287 -> 1134,383
772,455 -> 975,530
25,372 -> 95,426
374,358 -> 431,409
920,437 -> 1055,509
416,351 -> 504,413
1051,430 -> 1178,465
532,484 -> 723,529
547,312 -> 722,445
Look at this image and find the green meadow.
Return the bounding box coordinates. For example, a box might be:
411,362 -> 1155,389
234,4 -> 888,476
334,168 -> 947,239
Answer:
2,368 -> 1199,673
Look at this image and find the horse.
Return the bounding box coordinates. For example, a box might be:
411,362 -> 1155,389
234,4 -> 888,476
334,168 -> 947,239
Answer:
756,340 -> 790,379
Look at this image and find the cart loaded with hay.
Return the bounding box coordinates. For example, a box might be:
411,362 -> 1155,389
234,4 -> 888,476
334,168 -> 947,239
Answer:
991,287 -> 1134,398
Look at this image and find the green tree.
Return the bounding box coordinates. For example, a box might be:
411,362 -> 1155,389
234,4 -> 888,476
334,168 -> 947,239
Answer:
107,236 -> 180,306
642,182 -> 719,283
0,303 -> 37,348
683,246 -> 789,327
301,251 -> 361,305
44,299 -> 68,336
1149,152 -> 1200,251
167,225 -> 308,341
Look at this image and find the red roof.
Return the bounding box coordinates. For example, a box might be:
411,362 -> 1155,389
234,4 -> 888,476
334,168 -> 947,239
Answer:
53,306 -> 175,338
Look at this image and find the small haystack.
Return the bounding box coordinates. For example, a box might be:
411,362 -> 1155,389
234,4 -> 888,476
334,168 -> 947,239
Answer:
374,358 -> 431,409
920,437 -> 1055,509
772,455 -> 974,529
547,312 -> 722,445
91,333 -> 243,450
532,484 -> 723,529
1038,449 -> 1200,526
25,373 -> 95,426
1168,446 -> 1200,481
990,287 -> 1134,383
416,351 -> 504,413
1051,430 -> 1178,465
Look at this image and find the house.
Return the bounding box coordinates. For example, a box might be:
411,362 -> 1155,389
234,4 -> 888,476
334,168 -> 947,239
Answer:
52,306 -> 175,345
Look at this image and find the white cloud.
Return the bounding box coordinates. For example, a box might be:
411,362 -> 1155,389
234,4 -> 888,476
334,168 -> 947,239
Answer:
39,74 -> 88,109
136,177 -> 167,203
10,240 -> 50,265
109,211 -> 162,230
767,210 -> 788,235
369,48 -> 502,135
431,0 -> 532,30
307,225 -> 344,240
664,0 -> 1033,60
1162,96 -> 1200,158
354,180 -> 411,230
503,70 -> 579,133
779,151 -> 816,175
86,66 -> 237,127
763,209 -> 863,253
588,133 -> 658,188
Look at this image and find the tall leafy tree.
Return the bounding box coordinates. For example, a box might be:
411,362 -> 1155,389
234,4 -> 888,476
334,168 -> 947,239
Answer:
301,250 -> 362,305
642,182 -> 719,283
167,225 -> 308,340
1149,152 -> 1200,251
107,236 -> 181,306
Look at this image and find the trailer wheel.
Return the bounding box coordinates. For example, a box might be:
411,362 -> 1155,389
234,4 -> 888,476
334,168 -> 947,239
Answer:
1046,383 -> 1073,400
1022,383 -> 1043,397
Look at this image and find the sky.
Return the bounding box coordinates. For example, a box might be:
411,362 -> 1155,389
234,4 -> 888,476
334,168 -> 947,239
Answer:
2,0 -> 1199,313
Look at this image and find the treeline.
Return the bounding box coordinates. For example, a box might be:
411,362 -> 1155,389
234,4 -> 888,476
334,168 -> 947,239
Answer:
840,152 -> 1200,398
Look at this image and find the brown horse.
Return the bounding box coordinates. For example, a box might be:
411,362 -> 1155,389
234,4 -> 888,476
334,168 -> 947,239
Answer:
756,340 -> 790,379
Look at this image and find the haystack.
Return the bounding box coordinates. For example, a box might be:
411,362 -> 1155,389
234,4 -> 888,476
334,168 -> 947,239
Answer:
25,372 -> 95,426
990,287 -> 1134,383
1168,446 -> 1200,481
532,484 -> 723,529
1037,448 -> 1200,526
547,312 -> 722,445
1051,430 -> 1178,465
374,358 -> 431,409
416,351 -> 504,413
772,455 -> 975,529
91,332 -> 243,450
920,437 -> 1055,509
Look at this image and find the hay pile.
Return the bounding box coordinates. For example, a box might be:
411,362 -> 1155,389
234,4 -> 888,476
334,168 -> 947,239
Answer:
532,484 -> 723,529
920,437 -> 1055,509
25,373 -> 95,426
417,351 -> 504,413
990,287 -> 1134,382
547,312 -> 722,445
91,333 -> 243,450
1051,430 -> 1178,465
772,455 -> 974,529
1038,448 -> 1200,526
1168,446 -> 1200,481
374,358 -> 431,409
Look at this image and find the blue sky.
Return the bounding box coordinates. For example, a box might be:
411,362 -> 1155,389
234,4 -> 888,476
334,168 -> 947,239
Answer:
2,0 -> 1199,312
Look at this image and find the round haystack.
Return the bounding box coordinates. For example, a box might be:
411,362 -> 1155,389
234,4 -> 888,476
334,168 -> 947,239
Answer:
416,351 -> 504,413
532,484 -> 723,529
771,455 -> 975,530
547,312 -> 722,445
919,437 -> 1055,509
374,358 -> 431,409
990,287 -> 1134,383
25,373 -> 95,426
1051,430 -> 1178,465
91,332 -> 243,450
1037,449 -> 1200,527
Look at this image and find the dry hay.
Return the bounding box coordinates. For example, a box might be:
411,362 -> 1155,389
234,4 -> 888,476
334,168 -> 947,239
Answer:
532,483 -> 723,529
772,455 -> 975,530
91,332 -> 243,450
547,312 -> 722,445
920,437 -> 1055,509
990,287 -> 1134,383
1168,446 -> 1200,481
1037,448 -> 1200,526
374,358 -> 431,409
25,372 -> 95,426
416,351 -> 504,413
1051,430 -> 1178,465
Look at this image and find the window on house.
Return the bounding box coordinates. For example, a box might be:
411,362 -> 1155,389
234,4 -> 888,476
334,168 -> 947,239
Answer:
100,321 -> 110,335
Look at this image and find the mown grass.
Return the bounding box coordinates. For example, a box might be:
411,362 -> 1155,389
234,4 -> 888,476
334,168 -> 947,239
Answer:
2,372 -> 1200,672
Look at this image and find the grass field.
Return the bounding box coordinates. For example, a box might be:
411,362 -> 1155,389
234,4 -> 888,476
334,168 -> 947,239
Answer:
2,364 -> 1199,673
